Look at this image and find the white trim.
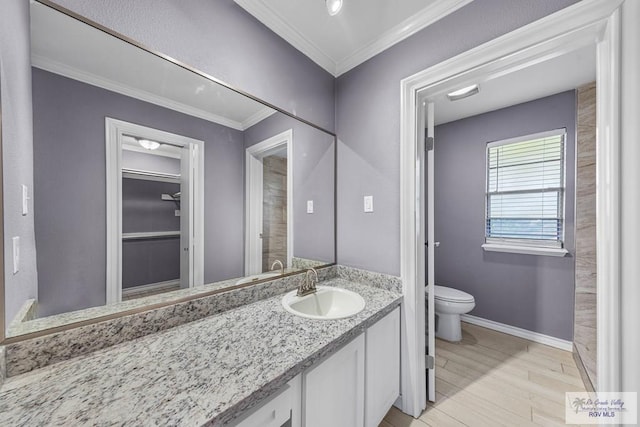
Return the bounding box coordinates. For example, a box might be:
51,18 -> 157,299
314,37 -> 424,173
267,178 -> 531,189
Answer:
122,143 -> 182,159
233,0 -> 471,77
481,244 -> 569,257
425,102 -> 435,402
399,57 -> 424,417
32,56 -> 272,131
595,8 -> 621,394
233,0 -> 337,75
241,107 -> 278,130
122,231 -> 181,240
245,130 -> 294,275
106,118 -> 205,304
400,0 -> 623,412
486,128 -> 566,149
619,0 -> 640,396
121,168 -> 181,184
121,280 -> 180,298
336,0 -> 473,76
461,314 -> 573,352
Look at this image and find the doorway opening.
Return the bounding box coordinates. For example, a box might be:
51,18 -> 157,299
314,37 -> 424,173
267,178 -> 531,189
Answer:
245,129 -> 293,276
105,118 -> 204,304
399,0 -> 622,417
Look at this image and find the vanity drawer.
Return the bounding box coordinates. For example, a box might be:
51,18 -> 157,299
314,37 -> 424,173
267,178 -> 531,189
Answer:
230,375 -> 301,427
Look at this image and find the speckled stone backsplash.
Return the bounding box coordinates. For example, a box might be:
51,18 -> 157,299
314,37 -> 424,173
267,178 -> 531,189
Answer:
336,265 -> 402,293
2,266 -> 337,377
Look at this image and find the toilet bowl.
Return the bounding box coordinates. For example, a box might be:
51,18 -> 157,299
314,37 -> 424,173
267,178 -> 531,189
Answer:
430,285 -> 475,342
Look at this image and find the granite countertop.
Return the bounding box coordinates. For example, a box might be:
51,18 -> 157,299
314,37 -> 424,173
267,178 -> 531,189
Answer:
0,279 -> 401,426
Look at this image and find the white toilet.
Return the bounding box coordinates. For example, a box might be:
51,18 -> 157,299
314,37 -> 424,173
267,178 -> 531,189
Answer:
431,285 -> 475,342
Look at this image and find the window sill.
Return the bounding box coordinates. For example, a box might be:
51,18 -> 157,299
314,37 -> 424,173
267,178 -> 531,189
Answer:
481,243 -> 569,257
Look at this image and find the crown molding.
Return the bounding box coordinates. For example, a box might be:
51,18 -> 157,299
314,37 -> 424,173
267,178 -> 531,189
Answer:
234,0 -> 338,75
234,0 -> 471,77
336,0 -> 473,76
32,55 -> 249,131
242,107 -> 278,129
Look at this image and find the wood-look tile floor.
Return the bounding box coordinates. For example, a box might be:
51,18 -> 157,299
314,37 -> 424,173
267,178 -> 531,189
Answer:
380,322 -> 588,427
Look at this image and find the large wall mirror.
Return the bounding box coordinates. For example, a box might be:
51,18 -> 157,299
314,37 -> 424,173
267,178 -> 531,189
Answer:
2,1 -> 336,340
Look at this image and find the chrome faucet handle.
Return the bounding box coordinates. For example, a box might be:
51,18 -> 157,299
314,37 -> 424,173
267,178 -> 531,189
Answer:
270,259 -> 285,276
306,268 -> 318,290
297,268 -> 318,297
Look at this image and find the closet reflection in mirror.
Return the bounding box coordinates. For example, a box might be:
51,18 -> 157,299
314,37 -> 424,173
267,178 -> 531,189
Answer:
4,1 -> 335,338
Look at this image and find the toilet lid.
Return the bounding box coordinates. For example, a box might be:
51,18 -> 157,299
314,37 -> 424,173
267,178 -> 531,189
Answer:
434,285 -> 474,303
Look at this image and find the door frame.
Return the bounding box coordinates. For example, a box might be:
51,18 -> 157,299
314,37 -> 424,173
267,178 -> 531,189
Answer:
105,118 -> 205,304
399,0 -> 623,416
245,129 -> 293,275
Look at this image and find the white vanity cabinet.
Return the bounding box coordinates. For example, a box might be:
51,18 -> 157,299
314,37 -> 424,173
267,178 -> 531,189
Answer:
365,306 -> 401,427
232,375 -> 301,427
229,306 -> 400,427
303,334 -> 366,427
302,306 -> 400,427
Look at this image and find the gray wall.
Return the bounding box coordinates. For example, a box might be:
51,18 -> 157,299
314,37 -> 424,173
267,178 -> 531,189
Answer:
0,0 -> 39,326
122,180 -> 180,233
433,91 -> 576,341
335,0 -> 579,275
122,151 -> 181,175
121,179 -> 180,288
244,112 -> 335,264
48,0 -> 335,132
32,68 -> 244,316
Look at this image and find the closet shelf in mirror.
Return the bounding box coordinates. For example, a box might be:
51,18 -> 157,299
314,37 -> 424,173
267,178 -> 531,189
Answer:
122,168 -> 180,184
122,231 -> 180,240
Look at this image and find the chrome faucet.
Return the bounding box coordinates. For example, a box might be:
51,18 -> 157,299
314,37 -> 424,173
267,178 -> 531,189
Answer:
270,259 -> 284,276
297,268 -> 318,297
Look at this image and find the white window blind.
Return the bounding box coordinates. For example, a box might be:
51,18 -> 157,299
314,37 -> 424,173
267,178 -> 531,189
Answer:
485,129 -> 566,248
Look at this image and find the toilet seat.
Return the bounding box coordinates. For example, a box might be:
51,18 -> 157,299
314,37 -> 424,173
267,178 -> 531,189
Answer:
434,285 -> 474,303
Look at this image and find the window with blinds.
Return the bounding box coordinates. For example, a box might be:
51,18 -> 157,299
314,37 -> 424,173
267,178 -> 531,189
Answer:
485,129 -> 566,248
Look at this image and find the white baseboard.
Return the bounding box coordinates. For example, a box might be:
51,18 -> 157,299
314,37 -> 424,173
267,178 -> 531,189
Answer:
461,314 -> 573,352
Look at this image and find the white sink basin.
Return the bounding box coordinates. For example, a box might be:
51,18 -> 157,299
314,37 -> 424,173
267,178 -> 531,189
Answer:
282,286 -> 365,320
236,272 -> 279,285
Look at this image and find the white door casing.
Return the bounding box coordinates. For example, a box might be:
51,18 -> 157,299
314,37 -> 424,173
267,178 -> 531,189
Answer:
399,0 -> 623,416
245,129 -> 293,275
105,118 -> 204,303
425,102 -> 436,402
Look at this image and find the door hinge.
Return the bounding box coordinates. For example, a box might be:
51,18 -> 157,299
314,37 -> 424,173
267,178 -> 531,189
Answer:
426,354 -> 435,369
425,136 -> 434,152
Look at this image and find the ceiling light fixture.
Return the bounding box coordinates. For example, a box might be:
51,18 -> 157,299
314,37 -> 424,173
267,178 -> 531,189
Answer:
138,138 -> 161,150
447,84 -> 480,101
326,0 -> 343,16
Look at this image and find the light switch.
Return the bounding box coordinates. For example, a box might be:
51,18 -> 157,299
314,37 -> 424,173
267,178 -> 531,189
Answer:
307,200 -> 314,214
12,236 -> 19,274
364,195 -> 374,213
22,185 -> 29,216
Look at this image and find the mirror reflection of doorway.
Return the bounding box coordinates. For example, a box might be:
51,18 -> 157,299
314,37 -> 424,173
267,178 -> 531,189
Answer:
121,140 -> 183,300
105,118 -> 204,303
261,151 -> 288,273
245,129 -> 293,276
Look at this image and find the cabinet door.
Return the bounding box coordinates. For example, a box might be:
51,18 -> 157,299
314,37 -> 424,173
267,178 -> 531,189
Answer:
365,307 -> 400,427
303,334 -> 365,427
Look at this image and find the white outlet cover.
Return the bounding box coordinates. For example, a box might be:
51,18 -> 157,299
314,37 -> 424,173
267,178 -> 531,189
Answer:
364,195 -> 374,213
307,200 -> 314,214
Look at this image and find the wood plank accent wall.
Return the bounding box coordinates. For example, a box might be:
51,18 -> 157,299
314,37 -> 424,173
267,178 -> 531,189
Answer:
262,156 -> 288,272
574,82 -> 597,390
